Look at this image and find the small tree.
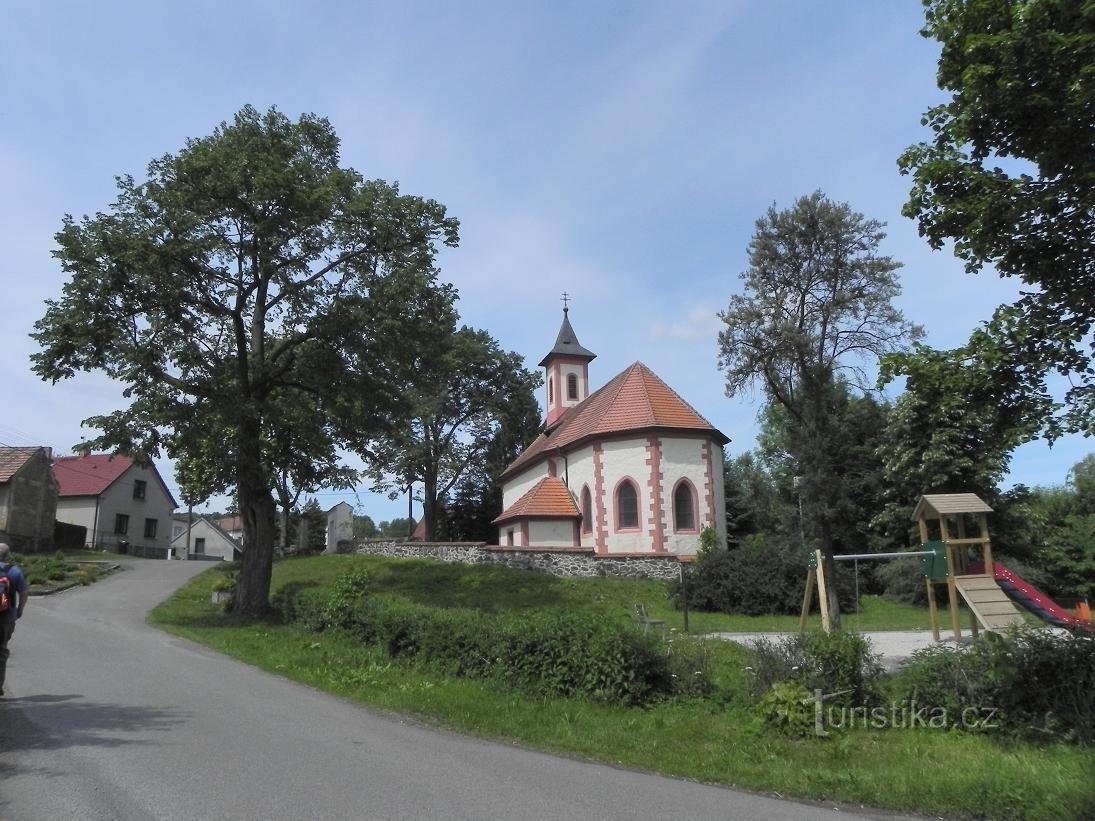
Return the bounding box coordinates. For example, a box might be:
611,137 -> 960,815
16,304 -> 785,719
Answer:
718,191 -> 922,626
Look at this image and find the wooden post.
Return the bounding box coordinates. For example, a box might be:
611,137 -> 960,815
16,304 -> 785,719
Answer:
814,550 -> 832,634
799,568 -> 815,632
926,578 -> 940,641
955,516 -> 968,574
941,516 -> 962,641
979,513 -> 994,574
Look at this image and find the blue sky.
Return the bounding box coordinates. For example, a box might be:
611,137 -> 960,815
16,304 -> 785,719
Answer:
1,1 -> 1086,523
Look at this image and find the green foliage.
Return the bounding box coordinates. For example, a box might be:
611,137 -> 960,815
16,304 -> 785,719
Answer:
365,324 -> 541,541
352,515 -> 378,540
671,534 -> 856,616
748,631 -> 883,708
756,681 -> 815,737
30,104 -> 460,616
900,0 -> 1095,437
282,567 -> 679,704
722,452 -> 787,545
893,630 -> 1095,743
376,518 -> 416,539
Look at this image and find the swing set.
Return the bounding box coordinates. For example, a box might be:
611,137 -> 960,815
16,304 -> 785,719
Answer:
800,493 -> 1031,638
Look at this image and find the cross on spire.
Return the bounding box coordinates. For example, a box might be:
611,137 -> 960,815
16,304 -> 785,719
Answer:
560,291 -> 571,312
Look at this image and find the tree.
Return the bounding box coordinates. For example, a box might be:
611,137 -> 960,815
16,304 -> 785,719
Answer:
377,518 -> 416,539
899,0 -> 1095,437
31,106 -> 459,616
353,514 -> 378,540
364,325 -> 540,541
717,191 -> 922,626
875,343 -> 1047,544
442,368 -> 542,542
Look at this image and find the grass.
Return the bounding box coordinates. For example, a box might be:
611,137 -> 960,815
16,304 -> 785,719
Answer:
149,556 -> 1095,820
12,550 -> 118,592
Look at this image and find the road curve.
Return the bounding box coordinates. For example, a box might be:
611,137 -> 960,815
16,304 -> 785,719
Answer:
0,559 -> 902,820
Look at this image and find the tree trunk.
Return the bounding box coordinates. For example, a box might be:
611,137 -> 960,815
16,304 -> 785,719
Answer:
819,520 -> 842,630
234,423 -> 277,617
423,468 -> 438,542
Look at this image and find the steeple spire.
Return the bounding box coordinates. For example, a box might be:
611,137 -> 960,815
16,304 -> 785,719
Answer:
540,301 -> 595,428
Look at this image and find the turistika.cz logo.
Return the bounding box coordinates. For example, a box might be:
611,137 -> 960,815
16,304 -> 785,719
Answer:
807,690 -> 1000,737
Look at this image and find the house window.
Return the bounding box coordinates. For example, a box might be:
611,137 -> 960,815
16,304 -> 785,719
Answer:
114,514 -> 129,535
144,518 -> 158,539
567,373 -> 578,400
194,537 -> 206,555
673,481 -> 696,532
548,378 -> 554,403
616,480 -> 639,530
133,480 -> 147,500
581,486 -> 592,534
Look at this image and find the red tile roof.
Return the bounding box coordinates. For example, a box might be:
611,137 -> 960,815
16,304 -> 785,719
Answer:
0,447 -> 46,484
493,476 -> 580,524
501,362 -> 729,480
54,454 -> 134,497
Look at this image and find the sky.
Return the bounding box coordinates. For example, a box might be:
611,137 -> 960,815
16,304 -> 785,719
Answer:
1,1 -> 1087,524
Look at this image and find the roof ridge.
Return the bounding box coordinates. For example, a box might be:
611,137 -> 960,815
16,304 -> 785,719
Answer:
638,361 -> 719,429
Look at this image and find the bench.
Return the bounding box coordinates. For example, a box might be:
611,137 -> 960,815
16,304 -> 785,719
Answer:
633,604 -> 666,634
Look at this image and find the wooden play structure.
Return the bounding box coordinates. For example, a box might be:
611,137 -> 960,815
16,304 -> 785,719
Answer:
800,493 -> 1029,639
913,493 -> 1025,641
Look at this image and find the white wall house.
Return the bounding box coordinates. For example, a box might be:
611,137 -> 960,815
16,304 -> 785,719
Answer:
170,515 -> 241,561
54,455 -> 177,555
494,310 -> 729,555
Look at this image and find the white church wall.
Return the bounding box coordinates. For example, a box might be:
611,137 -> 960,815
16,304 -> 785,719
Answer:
528,519 -> 574,546
560,444 -> 595,548
600,436 -> 652,553
659,436 -> 711,555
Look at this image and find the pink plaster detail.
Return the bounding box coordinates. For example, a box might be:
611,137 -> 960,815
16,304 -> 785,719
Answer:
520,520 -> 530,547
645,436 -> 666,552
593,443 -> 607,553
547,459 -> 557,477
702,440 -> 716,530
572,519 -> 581,546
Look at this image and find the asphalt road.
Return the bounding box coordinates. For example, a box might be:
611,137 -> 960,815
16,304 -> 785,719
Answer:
0,559 -> 910,820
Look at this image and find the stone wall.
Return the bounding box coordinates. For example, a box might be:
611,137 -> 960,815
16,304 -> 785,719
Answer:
353,540 -> 685,581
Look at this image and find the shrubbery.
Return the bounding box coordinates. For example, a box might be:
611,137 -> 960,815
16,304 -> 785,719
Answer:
276,569 -> 697,704
747,630 -> 883,707
893,629 -> 1095,743
670,534 -> 856,616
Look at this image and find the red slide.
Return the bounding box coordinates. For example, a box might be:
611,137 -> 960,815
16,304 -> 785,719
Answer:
971,562 -> 1095,633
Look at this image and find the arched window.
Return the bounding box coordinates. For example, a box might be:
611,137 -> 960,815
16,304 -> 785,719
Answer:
581,486 -> 593,533
548,377 -> 554,403
616,480 -> 639,530
567,372 -> 578,400
673,480 -> 696,532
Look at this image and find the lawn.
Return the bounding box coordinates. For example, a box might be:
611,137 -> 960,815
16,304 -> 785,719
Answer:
12,550 -> 119,593
149,555 -> 1095,820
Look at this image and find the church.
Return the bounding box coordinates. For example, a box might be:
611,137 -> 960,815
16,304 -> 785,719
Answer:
494,308 -> 729,555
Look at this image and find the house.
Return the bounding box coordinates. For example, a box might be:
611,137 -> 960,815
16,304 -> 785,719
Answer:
214,515 -> 244,542
494,309 -> 729,554
0,446 -> 58,551
324,502 -> 354,554
170,515 -> 241,561
54,454 -> 177,555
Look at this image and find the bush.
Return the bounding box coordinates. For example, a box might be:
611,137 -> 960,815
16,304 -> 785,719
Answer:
756,681 -> 815,737
281,568 -> 680,705
671,533 -> 856,616
746,630 -> 883,707
893,629 -> 1095,743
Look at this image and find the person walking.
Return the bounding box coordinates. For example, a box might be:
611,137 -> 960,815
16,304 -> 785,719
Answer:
0,542 -> 29,696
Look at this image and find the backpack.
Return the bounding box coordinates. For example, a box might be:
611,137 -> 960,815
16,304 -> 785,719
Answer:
0,564 -> 10,613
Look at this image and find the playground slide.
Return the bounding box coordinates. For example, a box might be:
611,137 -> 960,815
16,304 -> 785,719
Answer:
971,562 -> 1095,633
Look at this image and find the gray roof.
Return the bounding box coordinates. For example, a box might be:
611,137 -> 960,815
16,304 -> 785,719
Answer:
912,493 -> 994,520
538,309 -> 596,366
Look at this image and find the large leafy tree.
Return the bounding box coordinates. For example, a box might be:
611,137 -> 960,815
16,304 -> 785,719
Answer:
365,324 -> 540,541
32,106 -> 459,615
442,372 -> 543,542
899,0 -> 1095,436
718,191 -> 922,625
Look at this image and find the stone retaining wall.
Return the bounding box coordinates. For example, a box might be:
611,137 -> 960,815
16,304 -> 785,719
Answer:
353,540 -> 685,581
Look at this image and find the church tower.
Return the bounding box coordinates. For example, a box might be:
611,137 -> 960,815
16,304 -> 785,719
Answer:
539,302 -> 596,428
